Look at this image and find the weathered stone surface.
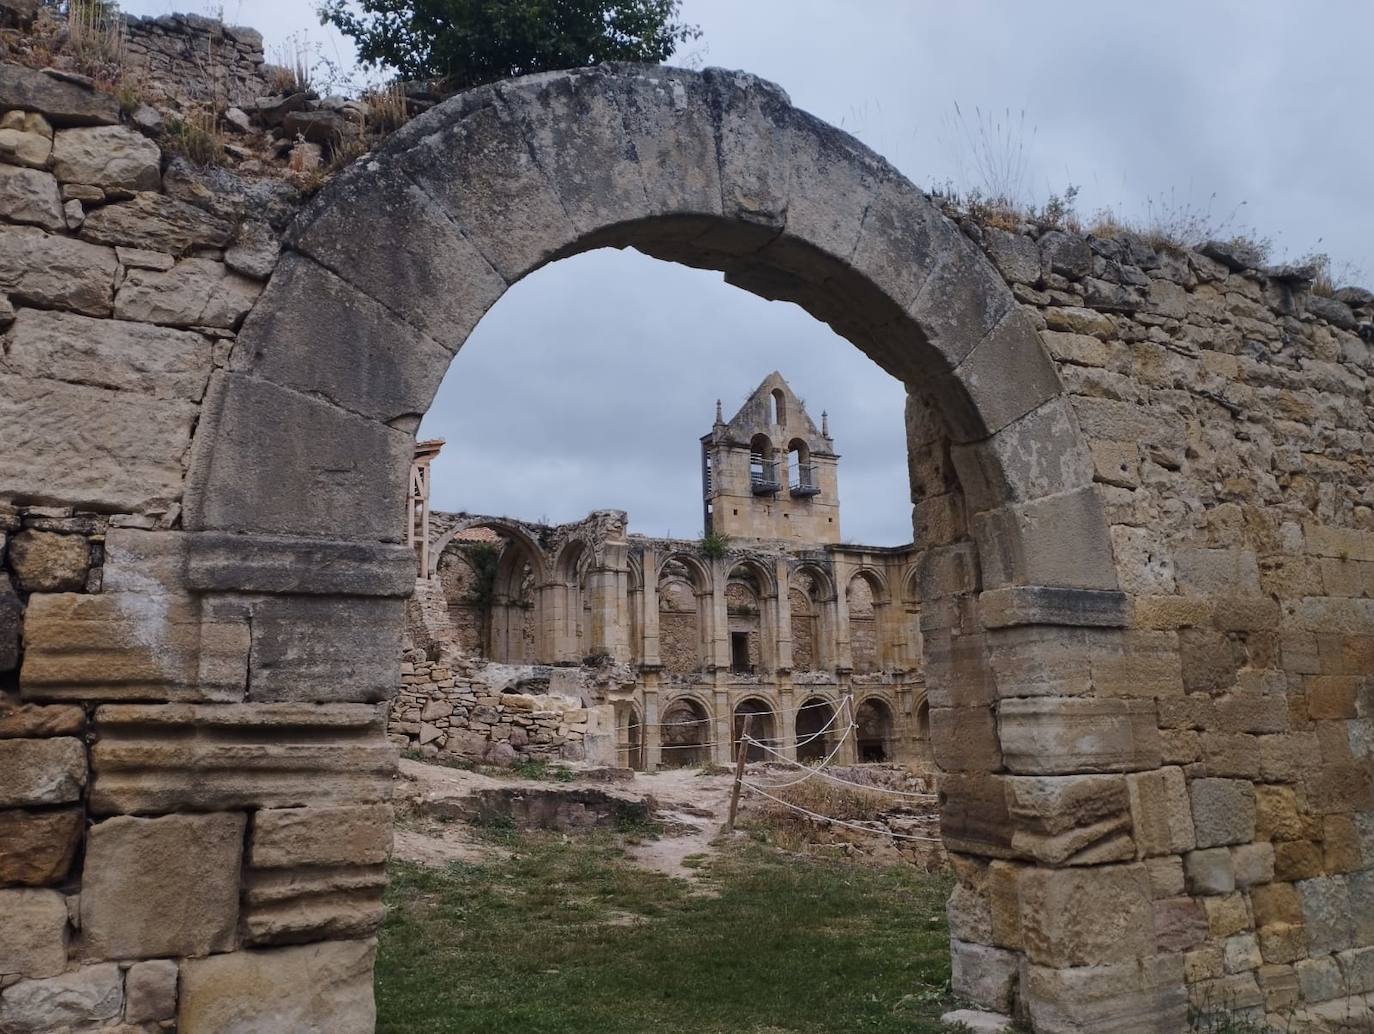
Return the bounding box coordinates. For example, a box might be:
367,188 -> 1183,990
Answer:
162,156 -> 303,230
1296,875 -> 1355,954
124,958 -> 178,1023
0,964 -> 123,1031
1040,230 -> 1092,279
0,737 -> 85,806
972,487 -> 1119,591
0,573 -> 17,673
230,252 -> 453,426
1019,863 -> 1154,967
1024,955 -> 1188,1033
184,532 -> 417,597
1004,773 -> 1133,863
21,591 -> 249,702
52,126 -> 160,191
246,596 -> 404,703
242,864 -> 386,946
0,225 -> 116,315
0,702 -> 84,738
1126,766 -> 1196,857
81,811 -> 245,959
178,939 -> 377,1033
0,66 -> 120,126
0,110 -> 53,168
1190,777 -> 1256,848
983,226 -> 1042,285
1231,841 -> 1275,888
250,804 -> 392,868
89,703 -> 394,813
7,529 -> 88,591
79,190 -> 233,254
0,888 -> 67,977
939,1009 -> 1015,1034
224,218 -> 280,279
114,256 -> 262,328
0,164 -> 62,229
951,938 -> 1019,1012
999,697 -> 1161,774
184,372 -> 413,541
1154,896 -> 1208,953
0,807 -> 82,885
1184,847 -> 1236,896
1,308 -> 214,401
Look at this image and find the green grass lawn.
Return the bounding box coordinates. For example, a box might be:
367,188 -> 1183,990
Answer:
376,831 -> 959,1034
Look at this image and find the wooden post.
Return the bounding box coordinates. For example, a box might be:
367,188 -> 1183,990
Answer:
725,712 -> 753,832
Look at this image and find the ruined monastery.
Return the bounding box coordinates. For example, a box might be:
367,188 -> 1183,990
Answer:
1,3 -> 1374,1031
395,372 -> 928,771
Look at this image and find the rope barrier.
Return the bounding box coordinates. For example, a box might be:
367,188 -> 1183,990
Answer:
740,737 -> 939,800
739,781 -> 944,844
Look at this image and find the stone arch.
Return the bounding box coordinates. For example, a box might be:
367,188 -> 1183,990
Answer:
794,693 -> 839,764
855,694 -> 896,762
732,694 -> 777,762
658,693 -> 712,768
169,64 -> 1149,1029
427,516 -> 548,580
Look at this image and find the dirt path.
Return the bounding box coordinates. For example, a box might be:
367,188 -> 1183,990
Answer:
392,758 -> 736,878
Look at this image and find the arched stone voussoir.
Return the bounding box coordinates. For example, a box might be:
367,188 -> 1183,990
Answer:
284,157 -> 507,349
972,486 -> 1121,592
231,252 -> 452,428
183,371 -> 412,542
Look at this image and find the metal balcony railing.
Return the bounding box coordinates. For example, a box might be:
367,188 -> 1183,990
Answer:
789,463 -> 820,497
750,456 -> 779,494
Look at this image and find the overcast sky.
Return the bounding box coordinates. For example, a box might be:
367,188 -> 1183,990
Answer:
128,0 -> 1374,544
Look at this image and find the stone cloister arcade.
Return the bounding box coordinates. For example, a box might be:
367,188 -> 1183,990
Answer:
421,508 -> 928,767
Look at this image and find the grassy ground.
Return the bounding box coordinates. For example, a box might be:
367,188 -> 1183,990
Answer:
376,829 -> 959,1034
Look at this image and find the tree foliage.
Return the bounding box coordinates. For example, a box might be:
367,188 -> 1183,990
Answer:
319,0 -> 700,87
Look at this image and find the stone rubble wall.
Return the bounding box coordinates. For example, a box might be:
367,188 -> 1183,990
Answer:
122,13 -> 272,108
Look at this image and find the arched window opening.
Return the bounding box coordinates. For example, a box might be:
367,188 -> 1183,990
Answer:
660,698 -> 710,768
620,704 -> 645,771
787,438 -> 817,496
658,556 -> 706,676
796,696 -> 836,764
749,433 -> 778,494
733,697 -> 776,762
856,698 -> 894,762
847,573 -> 880,674
789,584 -> 816,672
769,388 -> 785,426
726,566 -> 767,674
434,527 -> 538,663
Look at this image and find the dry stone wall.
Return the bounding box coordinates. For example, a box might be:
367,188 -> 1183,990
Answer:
122,14 -> 271,108
0,36 -> 1371,1034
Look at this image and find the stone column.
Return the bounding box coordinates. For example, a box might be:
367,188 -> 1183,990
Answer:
708,558 -> 730,671
641,676 -> 662,772
712,683 -> 732,765
836,674 -> 858,764
640,545 -> 660,667
778,680 -> 797,762
772,556 -> 793,673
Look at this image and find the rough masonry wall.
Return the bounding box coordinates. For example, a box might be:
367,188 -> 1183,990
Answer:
123,14 -> 272,107
933,218 -> 1374,1029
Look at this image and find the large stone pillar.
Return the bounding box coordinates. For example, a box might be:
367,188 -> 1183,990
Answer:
640,545 -> 660,667
641,676 -> 662,772
772,556 -> 793,673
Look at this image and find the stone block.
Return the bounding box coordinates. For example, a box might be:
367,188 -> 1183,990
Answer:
950,938 -> 1018,1012
1184,847 -> 1235,896
0,807 -> 82,885
939,1009 -> 1014,1034
232,252 -> 455,427
0,888 -> 67,978
1255,784 -> 1304,842
972,487 -> 1120,591
983,226 -> 1042,285
1127,766 -> 1196,856
246,595 -> 404,703
79,190 -> 232,254
1296,875 -> 1355,954
0,737 -> 85,806
1153,896 -> 1208,952
1252,882 -> 1303,927
1296,955 -> 1344,1003
124,958 -> 178,1023
0,703 -> 84,738
977,586 -> 1128,630
1018,862 -> 1153,967
998,696 -> 1161,774
1257,963 -> 1299,1011
947,882 -> 993,944
1230,842 -> 1275,888
940,772 -> 1014,859
288,159 -> 504,349
0,372 -> 198,513
0,66 -> 121,126
1144,855 -> 1185,898
1190,777 -> 1256,848
949,310 -> 1062,438
983,624 -> 1094,699
114,256 -> 261,329
7,530 -> 88,592
1349,870 -> 1374,945
0,225 -> 116,315
20,592 -> 248,703
1258,922 -> 1307,965
184,372 -> 413,542
1,308 -> 214,402
0,165 -> 62,230
1174,547 -> 1262,595
1023,955 -> 1188,1034
0,110 -> 53,169
178,939 -> 376,1033
250,805 -> 392,869
0,963 -> 122,1031
184,532 -> 417,598
929,706 -> 1002,772
1223,933 -> 1262,974
80,812 -> 245,959
1204,893 -> 1252,938
51,125 -> 160,191
89,703 -> 394,814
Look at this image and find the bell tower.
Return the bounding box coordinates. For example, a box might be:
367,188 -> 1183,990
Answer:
701,372 -> 841,544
